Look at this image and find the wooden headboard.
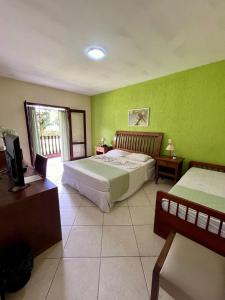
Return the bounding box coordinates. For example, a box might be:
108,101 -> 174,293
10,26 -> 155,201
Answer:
113,131 -> 163,158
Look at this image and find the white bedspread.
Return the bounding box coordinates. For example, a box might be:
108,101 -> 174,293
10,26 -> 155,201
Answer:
175,167 -> 225,198
62,155 -> 155,211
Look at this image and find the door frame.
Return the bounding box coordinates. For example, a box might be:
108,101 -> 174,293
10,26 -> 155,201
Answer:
68,109 -> 87,160
24,101 -> 69,165
24,101 -> 87,164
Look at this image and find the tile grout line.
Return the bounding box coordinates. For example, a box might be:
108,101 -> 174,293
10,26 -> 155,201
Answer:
63,224 -> 74,250
97,215 -> 104,300
44,257 -> 62,300
45,213 -> 75,299
60,255 -> 158,259
59,203 -> 79,255
129,188 -> 159,298
142,185 -> 156,210
72,204 -> 81,226
68,224 -> 155,227
128,205 -> 151,299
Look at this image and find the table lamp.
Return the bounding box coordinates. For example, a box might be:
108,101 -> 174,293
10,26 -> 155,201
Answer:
166,139 -> 175,158
101,137 -> 105,146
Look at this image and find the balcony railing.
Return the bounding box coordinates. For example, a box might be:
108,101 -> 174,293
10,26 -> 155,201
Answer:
40,135 -> 61,158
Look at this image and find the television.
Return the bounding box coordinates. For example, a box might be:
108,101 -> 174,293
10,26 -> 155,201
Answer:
4,134 -> 27,192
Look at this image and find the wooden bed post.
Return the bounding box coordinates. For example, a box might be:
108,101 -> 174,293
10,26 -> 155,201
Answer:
154,191 -> 169,239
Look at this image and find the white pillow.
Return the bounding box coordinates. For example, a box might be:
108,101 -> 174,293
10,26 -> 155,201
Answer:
126,153 -> 152,162
105,149 -> 130,158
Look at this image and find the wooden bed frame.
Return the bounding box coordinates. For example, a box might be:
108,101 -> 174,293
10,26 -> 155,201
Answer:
154,160 -> 225,256
113,131 -> 163,157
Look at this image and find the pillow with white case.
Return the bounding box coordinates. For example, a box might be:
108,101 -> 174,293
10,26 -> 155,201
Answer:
126,153 -> 152,162
105,149 -> 130,158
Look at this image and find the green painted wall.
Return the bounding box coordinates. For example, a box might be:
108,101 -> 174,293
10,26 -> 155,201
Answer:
91,60 -> 225,169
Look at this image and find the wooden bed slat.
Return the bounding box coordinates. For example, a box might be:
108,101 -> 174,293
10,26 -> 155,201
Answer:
206,215 -> 210,231
218,220 -> 223,236
176,203 -> 179,217
185,207 -> 188,221
195,211 -> 199,226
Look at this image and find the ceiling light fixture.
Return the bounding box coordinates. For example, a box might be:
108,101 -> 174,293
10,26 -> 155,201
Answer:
86,47 -> 106,60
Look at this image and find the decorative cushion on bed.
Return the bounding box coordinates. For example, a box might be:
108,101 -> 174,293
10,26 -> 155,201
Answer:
105,149 -> 130,157
126,153 -> 151,162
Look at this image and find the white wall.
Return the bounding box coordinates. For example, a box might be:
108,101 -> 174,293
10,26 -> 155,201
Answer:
0,76 -> 91,163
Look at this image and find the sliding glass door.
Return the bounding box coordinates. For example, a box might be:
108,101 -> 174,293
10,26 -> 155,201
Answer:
68,109 -> 87,160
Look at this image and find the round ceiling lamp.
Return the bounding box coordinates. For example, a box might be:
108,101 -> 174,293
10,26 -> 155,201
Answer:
86,47 -> 106,60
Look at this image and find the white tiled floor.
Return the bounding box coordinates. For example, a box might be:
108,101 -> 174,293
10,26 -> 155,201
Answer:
7,158 -> 174,300
75,206 -> 104,225
129,206 -> 155,225
98,257 -> 149,300
103,206 -> 132,225
64,226 -> 102,258
102,226 -> 139,257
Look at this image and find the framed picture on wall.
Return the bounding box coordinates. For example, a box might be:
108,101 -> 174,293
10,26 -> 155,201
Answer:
128,108 -> 150,127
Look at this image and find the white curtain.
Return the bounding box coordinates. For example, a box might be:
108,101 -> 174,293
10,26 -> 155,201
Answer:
59,110 -> 70,161
27,106 -> 41,159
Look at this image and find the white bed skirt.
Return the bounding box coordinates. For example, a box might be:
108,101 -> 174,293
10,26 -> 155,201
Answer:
62,166 -> 155,212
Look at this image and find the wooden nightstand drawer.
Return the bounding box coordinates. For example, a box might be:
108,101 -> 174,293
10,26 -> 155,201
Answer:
158,160 -> 175,168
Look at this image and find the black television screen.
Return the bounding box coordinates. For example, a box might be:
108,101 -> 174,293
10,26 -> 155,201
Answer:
4,134 -> 25,189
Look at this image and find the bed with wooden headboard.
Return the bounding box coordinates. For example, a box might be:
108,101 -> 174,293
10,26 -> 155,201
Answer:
62,131 -> 163,211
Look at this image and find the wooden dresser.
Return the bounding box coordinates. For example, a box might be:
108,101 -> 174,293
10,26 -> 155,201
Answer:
0,167 -> 62,256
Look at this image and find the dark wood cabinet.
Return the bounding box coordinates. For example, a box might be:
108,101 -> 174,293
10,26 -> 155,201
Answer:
155,156 -> 184,183
0,168 -> 62,256
0,150 -> 6,171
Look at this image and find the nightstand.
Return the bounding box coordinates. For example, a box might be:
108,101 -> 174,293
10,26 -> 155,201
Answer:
155,156 -> 184,184
95,146 -> 112,155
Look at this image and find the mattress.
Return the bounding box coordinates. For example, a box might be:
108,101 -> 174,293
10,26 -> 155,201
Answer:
62,155 -> 155,211
63,156 -> 155,192
161,167 -> 225,237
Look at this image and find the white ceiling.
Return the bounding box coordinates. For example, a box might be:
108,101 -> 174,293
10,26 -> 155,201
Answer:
0,0 -> 225,95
